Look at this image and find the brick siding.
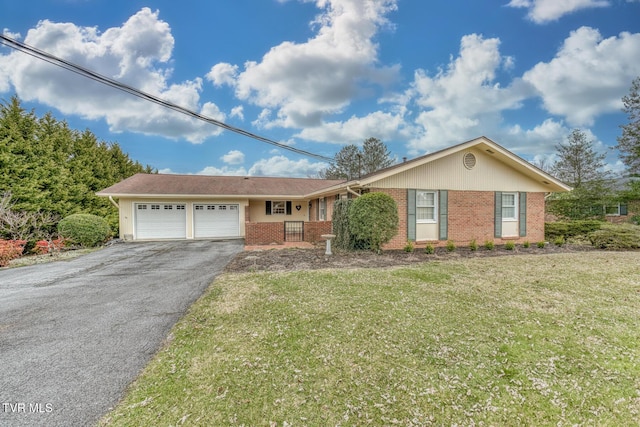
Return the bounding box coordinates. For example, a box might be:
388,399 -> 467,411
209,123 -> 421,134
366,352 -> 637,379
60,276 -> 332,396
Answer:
245,220 -> 332,245
245,190 -> 547,249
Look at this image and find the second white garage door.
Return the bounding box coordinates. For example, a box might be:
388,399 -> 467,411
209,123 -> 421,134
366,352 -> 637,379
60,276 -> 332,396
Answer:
194,204 -> 240,238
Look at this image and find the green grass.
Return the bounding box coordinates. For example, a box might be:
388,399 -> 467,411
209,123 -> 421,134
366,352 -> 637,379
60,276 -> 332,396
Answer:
102,252 -> 640,426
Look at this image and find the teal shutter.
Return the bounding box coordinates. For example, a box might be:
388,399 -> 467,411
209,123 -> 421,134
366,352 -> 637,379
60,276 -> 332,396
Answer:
620,204 -> 628,215
494,192 -> 502,238
407,189 -> 416,241
266,201 -> 272,215
439,190 -> 448,240
519,192 -> 527,237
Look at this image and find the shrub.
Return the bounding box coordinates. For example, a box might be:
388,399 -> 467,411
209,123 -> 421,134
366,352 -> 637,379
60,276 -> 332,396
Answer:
33,238 -> 66,255
446,240 -> 456,252
424,244 -> 434,254
403,240 -> 414,253
0,240 -> 26,267
537,241 -> 546,248
523,241 -> 530,248
589,224 -> 640,250
505,241 -> 515,251
348,193 -> 399,253
469,239 -> 478,251
554,236 -> 565,247
332,199 -> 355,250
484,240 -> 495,250
545,220 -> 603,241
58,214 -> 111,248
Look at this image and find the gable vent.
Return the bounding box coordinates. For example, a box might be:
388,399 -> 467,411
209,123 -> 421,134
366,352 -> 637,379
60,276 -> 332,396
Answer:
463,152 -> 477,170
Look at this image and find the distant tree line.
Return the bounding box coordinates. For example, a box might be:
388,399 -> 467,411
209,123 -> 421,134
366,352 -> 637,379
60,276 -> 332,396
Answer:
0,96 -> 154,234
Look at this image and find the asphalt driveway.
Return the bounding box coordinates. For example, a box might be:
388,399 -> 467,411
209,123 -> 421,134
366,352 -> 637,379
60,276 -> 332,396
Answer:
0,240 -> 243,427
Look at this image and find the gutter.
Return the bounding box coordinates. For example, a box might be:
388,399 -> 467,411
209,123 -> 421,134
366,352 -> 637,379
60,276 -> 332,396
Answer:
108,196 -> 120,209
346,186 -> 361,198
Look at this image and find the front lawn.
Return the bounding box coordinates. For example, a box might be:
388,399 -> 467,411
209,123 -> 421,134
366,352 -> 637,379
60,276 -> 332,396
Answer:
102,252 -> 640,426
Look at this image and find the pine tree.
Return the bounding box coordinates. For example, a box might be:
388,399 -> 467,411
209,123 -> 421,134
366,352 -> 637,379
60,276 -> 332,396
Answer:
616,76 -> 640,176
319,138 -> 394,180
548,129 -> 613,219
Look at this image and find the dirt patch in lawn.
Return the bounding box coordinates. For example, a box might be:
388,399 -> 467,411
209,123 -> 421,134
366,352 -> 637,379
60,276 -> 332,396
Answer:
224,243 -> 598,273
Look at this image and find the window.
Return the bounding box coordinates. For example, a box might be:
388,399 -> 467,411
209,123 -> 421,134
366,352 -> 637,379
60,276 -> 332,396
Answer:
502,193 -> 518,221
416,191 -> 437,222
195,205 -> 203,210
272,201 -> 286,214
164,205 -> 173,210
176,205 -> 185,210
137,204 -> 147,210
319,198 -> 326,221
151,204 -> 160,210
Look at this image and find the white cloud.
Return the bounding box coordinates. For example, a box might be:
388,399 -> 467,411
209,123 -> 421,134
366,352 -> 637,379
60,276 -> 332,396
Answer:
221,150 -> 245,164
523,27 -> 640,126
230,106 -> 244,120
404,34 -> 529,154
215,0 -> 399,128
165,155 -> 328,178
507,0 -> 610,24
196,166 -> 248,176
296,111 -> 408,144
0,8 -> 226,143
247,155 -> 328,177
206,62 -> 238,87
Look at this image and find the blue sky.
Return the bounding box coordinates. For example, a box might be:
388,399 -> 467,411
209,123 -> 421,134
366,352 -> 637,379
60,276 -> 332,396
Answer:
1,0 -> 639,177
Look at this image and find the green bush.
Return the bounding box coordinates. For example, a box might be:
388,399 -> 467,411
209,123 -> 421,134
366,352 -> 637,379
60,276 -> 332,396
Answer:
505,241 -> 515,250
469,239 -> 478,251
332,199 -> 354,250
554,236 -> 565,247
484,240 -> 495,250
348,193 -> 399,253
589,224 -> 640,250
523,241 -> 530,248
537,241 -> 546,248
545,220 -> 603,241
58,214 -> 111,247
403,240 -> 414,253
424,244 -> 435,254
446,240 -> 456,252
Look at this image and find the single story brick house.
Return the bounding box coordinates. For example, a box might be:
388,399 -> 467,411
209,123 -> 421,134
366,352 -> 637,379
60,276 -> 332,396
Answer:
97,136 -> 570,249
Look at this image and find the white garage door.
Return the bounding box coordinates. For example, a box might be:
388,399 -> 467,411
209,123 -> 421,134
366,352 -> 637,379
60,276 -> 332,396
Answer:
135,203 -> 187,239
194,204 -> 239,238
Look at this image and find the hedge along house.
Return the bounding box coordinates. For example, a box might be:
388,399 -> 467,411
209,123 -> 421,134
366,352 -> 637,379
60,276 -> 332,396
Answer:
98,137 -> 570,248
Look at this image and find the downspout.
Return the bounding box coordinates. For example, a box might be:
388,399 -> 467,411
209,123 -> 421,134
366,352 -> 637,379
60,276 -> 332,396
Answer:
108,196 -> 120,209
346,186 -> 361,198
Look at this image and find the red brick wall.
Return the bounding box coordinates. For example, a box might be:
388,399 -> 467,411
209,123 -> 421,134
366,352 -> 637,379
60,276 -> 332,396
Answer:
447,191 -> 495,245
245,222 -> 284,245
245,190 -> 547,248
244,221 -> 332,245
375,189 -> 546,250
304,221 -> 332,242
525,192 -> 546,243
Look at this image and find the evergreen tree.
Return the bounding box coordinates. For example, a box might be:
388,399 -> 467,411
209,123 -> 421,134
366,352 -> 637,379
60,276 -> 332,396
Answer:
548,129 -> 613,219
320,138 -> 394,180
616,76 -> 640,176
0,96 -> 154,232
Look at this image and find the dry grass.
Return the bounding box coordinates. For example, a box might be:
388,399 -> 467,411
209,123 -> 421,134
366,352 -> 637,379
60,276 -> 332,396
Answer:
102,252 -> 640,426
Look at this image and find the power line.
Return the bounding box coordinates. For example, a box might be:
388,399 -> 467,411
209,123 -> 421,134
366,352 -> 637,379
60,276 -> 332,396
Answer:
0,34 -> 335,162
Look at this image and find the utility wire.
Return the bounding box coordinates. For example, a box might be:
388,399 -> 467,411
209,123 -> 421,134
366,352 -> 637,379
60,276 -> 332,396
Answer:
0,34 -> 335,162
